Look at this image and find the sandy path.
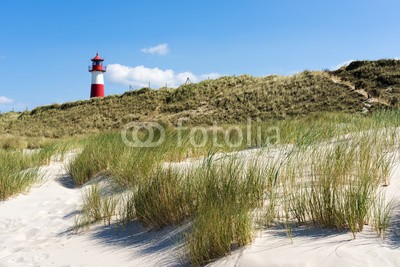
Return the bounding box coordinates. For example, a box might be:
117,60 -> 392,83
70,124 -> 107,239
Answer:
0,156 -> 182,267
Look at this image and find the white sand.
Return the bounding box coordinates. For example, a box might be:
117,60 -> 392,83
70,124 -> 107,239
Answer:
0,155 -> 182,267
210,153 -> 400,267
1,148 -> 399,267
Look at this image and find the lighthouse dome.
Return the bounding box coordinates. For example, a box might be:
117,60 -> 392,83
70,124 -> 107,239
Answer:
91,53 -> 104,61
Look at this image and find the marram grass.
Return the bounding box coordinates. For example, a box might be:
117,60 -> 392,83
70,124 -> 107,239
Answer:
69,110 -> 400,266
0,149 -> 43,200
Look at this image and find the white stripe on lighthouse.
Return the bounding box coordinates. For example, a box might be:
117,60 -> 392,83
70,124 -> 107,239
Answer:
91,71 -> 104,84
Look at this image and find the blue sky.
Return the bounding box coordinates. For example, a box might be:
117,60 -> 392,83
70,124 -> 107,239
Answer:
1,0 -> 400,112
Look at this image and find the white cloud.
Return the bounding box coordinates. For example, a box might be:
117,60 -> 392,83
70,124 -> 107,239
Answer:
0,96 -> 13,104
107,64 -> 221,88
332,60 -> 355,70
141,43 -> 169,55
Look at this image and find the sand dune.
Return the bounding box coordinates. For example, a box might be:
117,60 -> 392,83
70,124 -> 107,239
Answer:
1,150 -> 399,266
0,155 -> 182,267
211,155 -> 400,267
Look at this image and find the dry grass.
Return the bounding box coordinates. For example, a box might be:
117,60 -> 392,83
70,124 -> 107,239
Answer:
1,70 -> 368,138
332,59 -> 400,106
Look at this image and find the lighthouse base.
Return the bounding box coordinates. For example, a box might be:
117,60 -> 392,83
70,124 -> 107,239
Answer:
90,84 -> 105,98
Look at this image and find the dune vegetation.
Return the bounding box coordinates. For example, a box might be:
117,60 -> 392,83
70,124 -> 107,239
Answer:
1,59 -> 400,265
5,60 -> 397,138
0,136 -> 83,200
332,59 -> 400,106
0,144 -> 60,200
66,110 -> 399,265
0,149 -> 39,200
2,60 -> 400,141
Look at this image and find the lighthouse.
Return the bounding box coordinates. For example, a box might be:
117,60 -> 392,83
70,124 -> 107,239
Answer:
88,53 -> 106,98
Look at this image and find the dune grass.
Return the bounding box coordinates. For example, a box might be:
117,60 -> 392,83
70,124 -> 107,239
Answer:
74,185 -> 118,230
0,149 -> 39,200
68,109 -> 400,265
0,135 -> 82,200
133,167 -> 193,229
183,159 -> 265,265
332,59 -> 400,106
280,130 -> 395,237
0,146 -> 60,201
66,131 -> 178,187
65,133 -> 123,185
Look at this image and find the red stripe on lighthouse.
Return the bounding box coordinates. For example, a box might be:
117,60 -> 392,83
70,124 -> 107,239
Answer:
89,53 -> 106,98
91,84 -> 105,98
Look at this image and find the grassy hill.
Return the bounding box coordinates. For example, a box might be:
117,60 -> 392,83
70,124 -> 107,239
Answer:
331,59 -> 400,105
2,59 -> 399,138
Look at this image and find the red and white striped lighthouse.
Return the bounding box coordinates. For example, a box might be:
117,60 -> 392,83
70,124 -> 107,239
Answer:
88,53 -> 106,98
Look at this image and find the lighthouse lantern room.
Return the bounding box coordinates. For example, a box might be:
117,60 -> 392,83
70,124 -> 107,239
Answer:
89,53 -> 106,98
